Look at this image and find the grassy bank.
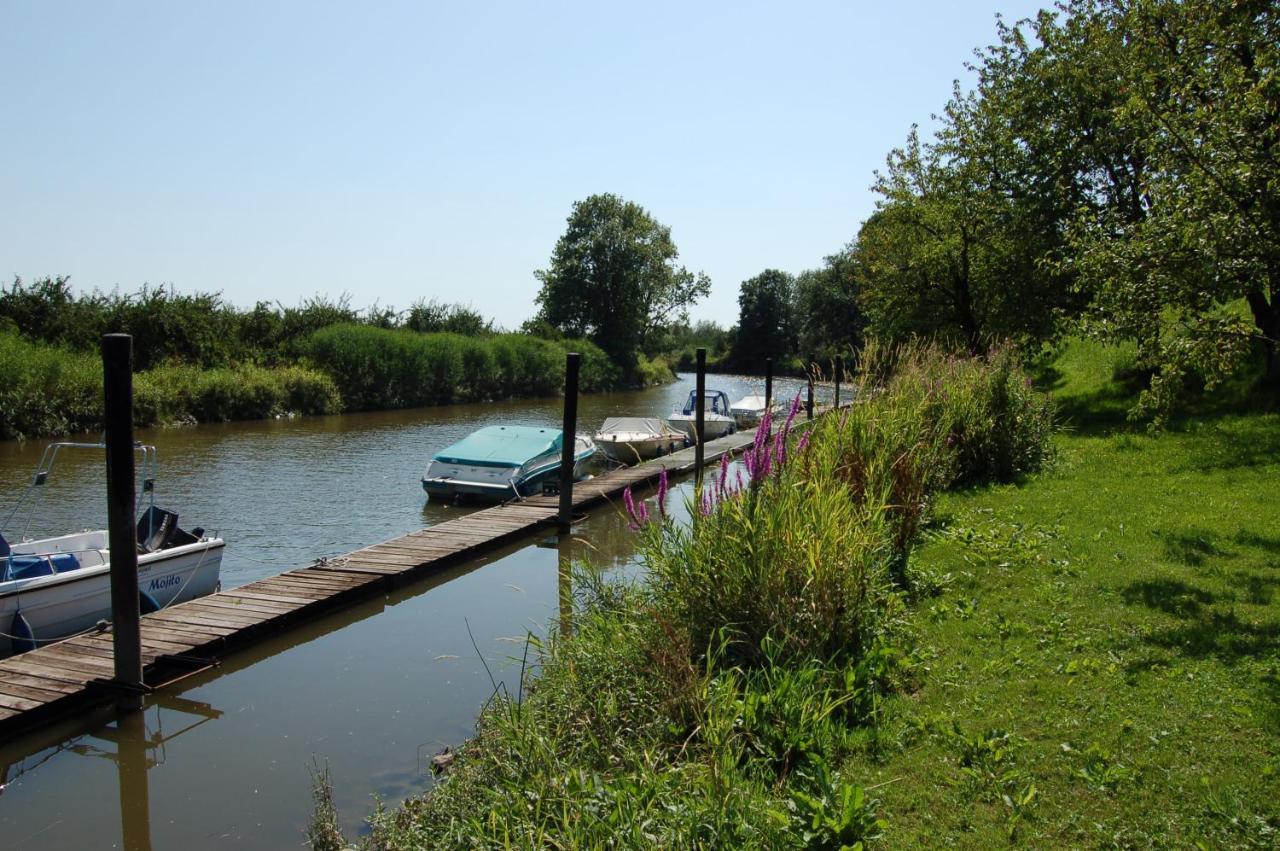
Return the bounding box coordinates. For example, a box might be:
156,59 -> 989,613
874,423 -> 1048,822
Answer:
311,344 -> 1053,848
833,348 -> 1280,847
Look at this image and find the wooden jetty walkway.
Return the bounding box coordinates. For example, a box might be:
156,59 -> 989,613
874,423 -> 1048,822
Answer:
0,424 -> 775,739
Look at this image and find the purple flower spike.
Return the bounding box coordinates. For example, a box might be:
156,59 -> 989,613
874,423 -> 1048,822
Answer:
699,487 -> 714,517
656,469 -> 669,518
797,431 -> 812,456
623,485 -> 647,530
718,454 -> 730,498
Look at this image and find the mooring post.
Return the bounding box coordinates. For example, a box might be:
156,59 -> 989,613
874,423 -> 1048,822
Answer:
695,347 -> 706,489
103,333 -> 143,712
557,352 -> 580,531
834,354 -> 843,410
806,351 -> 815,421
764,357 -> 773,430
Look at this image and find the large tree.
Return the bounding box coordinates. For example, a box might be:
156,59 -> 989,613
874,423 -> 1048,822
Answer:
733,269 -> 796,370
533,194 -> 710,373
794,252 -> 865,360
1060,0 -> 1280,406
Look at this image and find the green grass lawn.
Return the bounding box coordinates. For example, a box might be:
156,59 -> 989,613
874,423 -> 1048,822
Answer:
852,349 -> 1280,847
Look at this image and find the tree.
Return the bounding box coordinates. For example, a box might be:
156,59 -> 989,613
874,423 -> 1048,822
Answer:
1060,0 -> 1280,408
794,252 -> 865,360
534,194 -> 710,374
733,269 -> 796,370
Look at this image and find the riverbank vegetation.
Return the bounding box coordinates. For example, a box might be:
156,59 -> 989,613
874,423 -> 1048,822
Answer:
308,343 -> 1053,848
0,278 -> 625,439
312,337 -> 1278,847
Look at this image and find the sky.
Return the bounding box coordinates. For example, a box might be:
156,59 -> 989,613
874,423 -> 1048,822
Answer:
1,1 -> 1048,331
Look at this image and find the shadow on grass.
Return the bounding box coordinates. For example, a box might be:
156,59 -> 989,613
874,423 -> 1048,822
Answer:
1161,529 -> 1226,567
1234,530 -> 1280,559
1122,578 -> 1218,617
1122,578 -> 1279,666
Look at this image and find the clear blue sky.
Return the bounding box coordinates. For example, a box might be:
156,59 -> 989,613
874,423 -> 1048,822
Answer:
1,1 -> 1047,330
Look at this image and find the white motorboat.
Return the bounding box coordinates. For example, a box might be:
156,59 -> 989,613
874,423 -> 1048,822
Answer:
422,425 -> 597,503
594,417 -> 688,464
0,441 -> 224,656
729,393 -> 781,429
666,389 -> 736,442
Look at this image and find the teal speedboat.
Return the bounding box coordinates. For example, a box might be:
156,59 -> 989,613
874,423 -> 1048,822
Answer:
421,426 -> 597,503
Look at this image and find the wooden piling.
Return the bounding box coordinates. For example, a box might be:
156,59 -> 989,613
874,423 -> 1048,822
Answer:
764,357 -> 773,428
102,333 -> 143,712
557,352 -> 580,531
806,352 -> 815,421
834,354 -> 843,410
695,347 -> 706,489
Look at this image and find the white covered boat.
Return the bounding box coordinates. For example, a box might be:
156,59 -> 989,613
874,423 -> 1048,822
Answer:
666,389 -> 736,442
0,442 -> 224,656
594,417 -> 687,464
729,393 -> 781,429
422,425 -> 596,503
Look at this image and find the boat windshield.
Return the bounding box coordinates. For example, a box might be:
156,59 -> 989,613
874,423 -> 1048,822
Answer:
681,391 -> 730,416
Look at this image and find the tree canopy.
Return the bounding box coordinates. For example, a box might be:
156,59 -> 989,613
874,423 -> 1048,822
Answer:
533,194 -> 710,374
849,0 -> 1279,414
733,269 -> 796,370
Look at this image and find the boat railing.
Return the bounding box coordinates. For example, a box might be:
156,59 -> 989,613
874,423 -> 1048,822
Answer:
2,546 -> 109,582
2,440 -> 159,545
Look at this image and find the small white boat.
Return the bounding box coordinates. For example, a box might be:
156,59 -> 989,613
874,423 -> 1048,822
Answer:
0,442 -> 224,656
594,417 -> 688,464
422,425 -> 597,503
667,390 -> 736,442
729,393 -> 781,429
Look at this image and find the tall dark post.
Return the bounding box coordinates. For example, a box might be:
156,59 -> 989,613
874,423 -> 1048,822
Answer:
103,333 -> 142,712
764,357 -> 773,425
806,351 -> 815,421
694,347 -> 706,488
834,354 -> 843,410
557,352 -> 580,531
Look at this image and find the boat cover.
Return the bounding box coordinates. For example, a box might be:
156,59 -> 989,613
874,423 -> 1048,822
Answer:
433,426 -> 561,467
597,417 -> 681,437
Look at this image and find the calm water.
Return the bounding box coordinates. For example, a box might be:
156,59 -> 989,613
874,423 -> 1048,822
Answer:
0,374 -> 822,849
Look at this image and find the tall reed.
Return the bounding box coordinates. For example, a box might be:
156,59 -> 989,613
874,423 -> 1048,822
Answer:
306,324 -> 619,410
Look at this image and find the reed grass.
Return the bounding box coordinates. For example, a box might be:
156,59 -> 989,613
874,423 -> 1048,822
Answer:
305,324 -> 619,410
0,331 -> 341,439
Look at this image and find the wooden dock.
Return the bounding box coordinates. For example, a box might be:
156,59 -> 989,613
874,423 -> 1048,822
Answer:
0,425 -> 772,740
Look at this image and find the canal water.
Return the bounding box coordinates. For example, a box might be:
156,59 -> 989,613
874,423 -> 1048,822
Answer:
0,373 -> 820,849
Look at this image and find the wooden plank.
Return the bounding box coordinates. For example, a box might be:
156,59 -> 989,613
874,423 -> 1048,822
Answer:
315,561 -> 406,576
246,581 -> 338,602
79,633 -> 197,657
219,588 -> 328,607
138,623 -> 226,645
0,671 -> 84,696
31,646 -> 118,675
0,680 -> 69,703
197,595 -> 302,615
276,571 -> 376,590
145,610 -> 259,631
0,691 -> 44,712
0,656 -> 96,685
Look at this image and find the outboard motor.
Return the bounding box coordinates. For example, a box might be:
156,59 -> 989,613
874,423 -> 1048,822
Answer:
136,505 -> 180,552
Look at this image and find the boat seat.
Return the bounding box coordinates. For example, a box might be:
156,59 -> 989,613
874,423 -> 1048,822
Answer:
4,552 -> 79,581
